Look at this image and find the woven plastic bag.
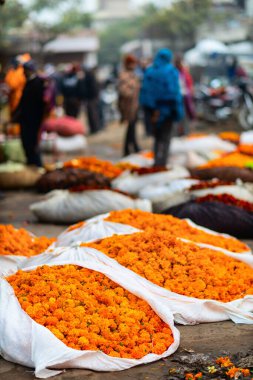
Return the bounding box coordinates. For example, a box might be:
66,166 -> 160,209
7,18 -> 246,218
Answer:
170,135 -> 236,154
0,250 -> 179,378
139,179 -> 198,212
111,167 -> 189,195
54,219 -> 141,248
30,190 -> 151,224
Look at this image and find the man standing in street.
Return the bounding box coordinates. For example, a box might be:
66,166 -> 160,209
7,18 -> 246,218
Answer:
16,60 -> 45,167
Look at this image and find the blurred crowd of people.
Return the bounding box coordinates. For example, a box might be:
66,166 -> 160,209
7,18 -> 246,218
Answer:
1,49 -> 200,168
118,49 -> 194,166
1,55 -> 103,166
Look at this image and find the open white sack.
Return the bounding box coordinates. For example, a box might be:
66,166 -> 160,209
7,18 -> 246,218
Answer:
0,255 -> 27,276
191,184 -> 253,202
40,134 -> 87,153
170,135 -> 236,155
54,219 -> 141,247
1,251 -> 179,379
21,246 -> 253,326
111,167 -> 190,195
0,230 -> 44,276
30,190 -> 151,224
118,152 -> 153,167
240,131 -> 253,145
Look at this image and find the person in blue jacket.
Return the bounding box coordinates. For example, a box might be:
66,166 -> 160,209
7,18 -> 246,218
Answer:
140,48 -> 184,166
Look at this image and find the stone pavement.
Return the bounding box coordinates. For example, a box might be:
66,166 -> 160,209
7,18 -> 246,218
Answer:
0,123 -> 253,379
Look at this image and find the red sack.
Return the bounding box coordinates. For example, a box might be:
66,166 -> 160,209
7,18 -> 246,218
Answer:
42,116 -> 86,137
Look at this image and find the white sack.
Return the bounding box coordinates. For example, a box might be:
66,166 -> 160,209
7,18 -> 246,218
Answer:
30,190 -> 151,224
0,230 -> 37,276
54,220 -> 141,247
118,152 -> 153,167
1,249 -> 179,378
0,255 -> 27,276
191,184 -> 253,202
240,131 -> 253,145
112,167 -> 190,195
40,134 -> 87,153
139,179 -> 198,212
21,246 -> 253,326
170,135 -> 236,154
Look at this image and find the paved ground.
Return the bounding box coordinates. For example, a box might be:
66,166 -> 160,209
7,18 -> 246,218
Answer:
0,122 -> 253,379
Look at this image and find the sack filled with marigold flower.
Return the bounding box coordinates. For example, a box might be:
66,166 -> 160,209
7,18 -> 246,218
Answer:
21,241 -> 253,325
1,255 -> 179,378
30,189 -> 151,224
50,207 -> 249,253
0,224 -> 55,274
78,232 -> 253,325
80,209 -> 251,254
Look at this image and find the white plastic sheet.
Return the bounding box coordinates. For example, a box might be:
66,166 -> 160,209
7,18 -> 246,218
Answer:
30,190 -> 151,224
1,250 -> 179,378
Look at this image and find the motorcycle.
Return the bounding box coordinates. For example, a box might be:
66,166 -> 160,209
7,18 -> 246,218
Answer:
194,78 -> 240,123
195,77 -> 253,129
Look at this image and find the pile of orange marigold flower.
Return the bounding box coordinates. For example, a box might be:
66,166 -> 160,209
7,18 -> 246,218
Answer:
0,225 -> 55,257
84,231 -> 253,302
7,265 -> 174,358
238,144 -> 253,156
105,209 -> 249,253
198,152 -> 253,169
63,157 -> 123,179
218,131 -> 240,144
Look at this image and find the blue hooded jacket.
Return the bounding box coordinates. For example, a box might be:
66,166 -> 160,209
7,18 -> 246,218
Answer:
140,48 -> 184,123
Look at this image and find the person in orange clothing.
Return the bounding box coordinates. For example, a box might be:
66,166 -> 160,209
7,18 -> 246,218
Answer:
4,54 -> 30,117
